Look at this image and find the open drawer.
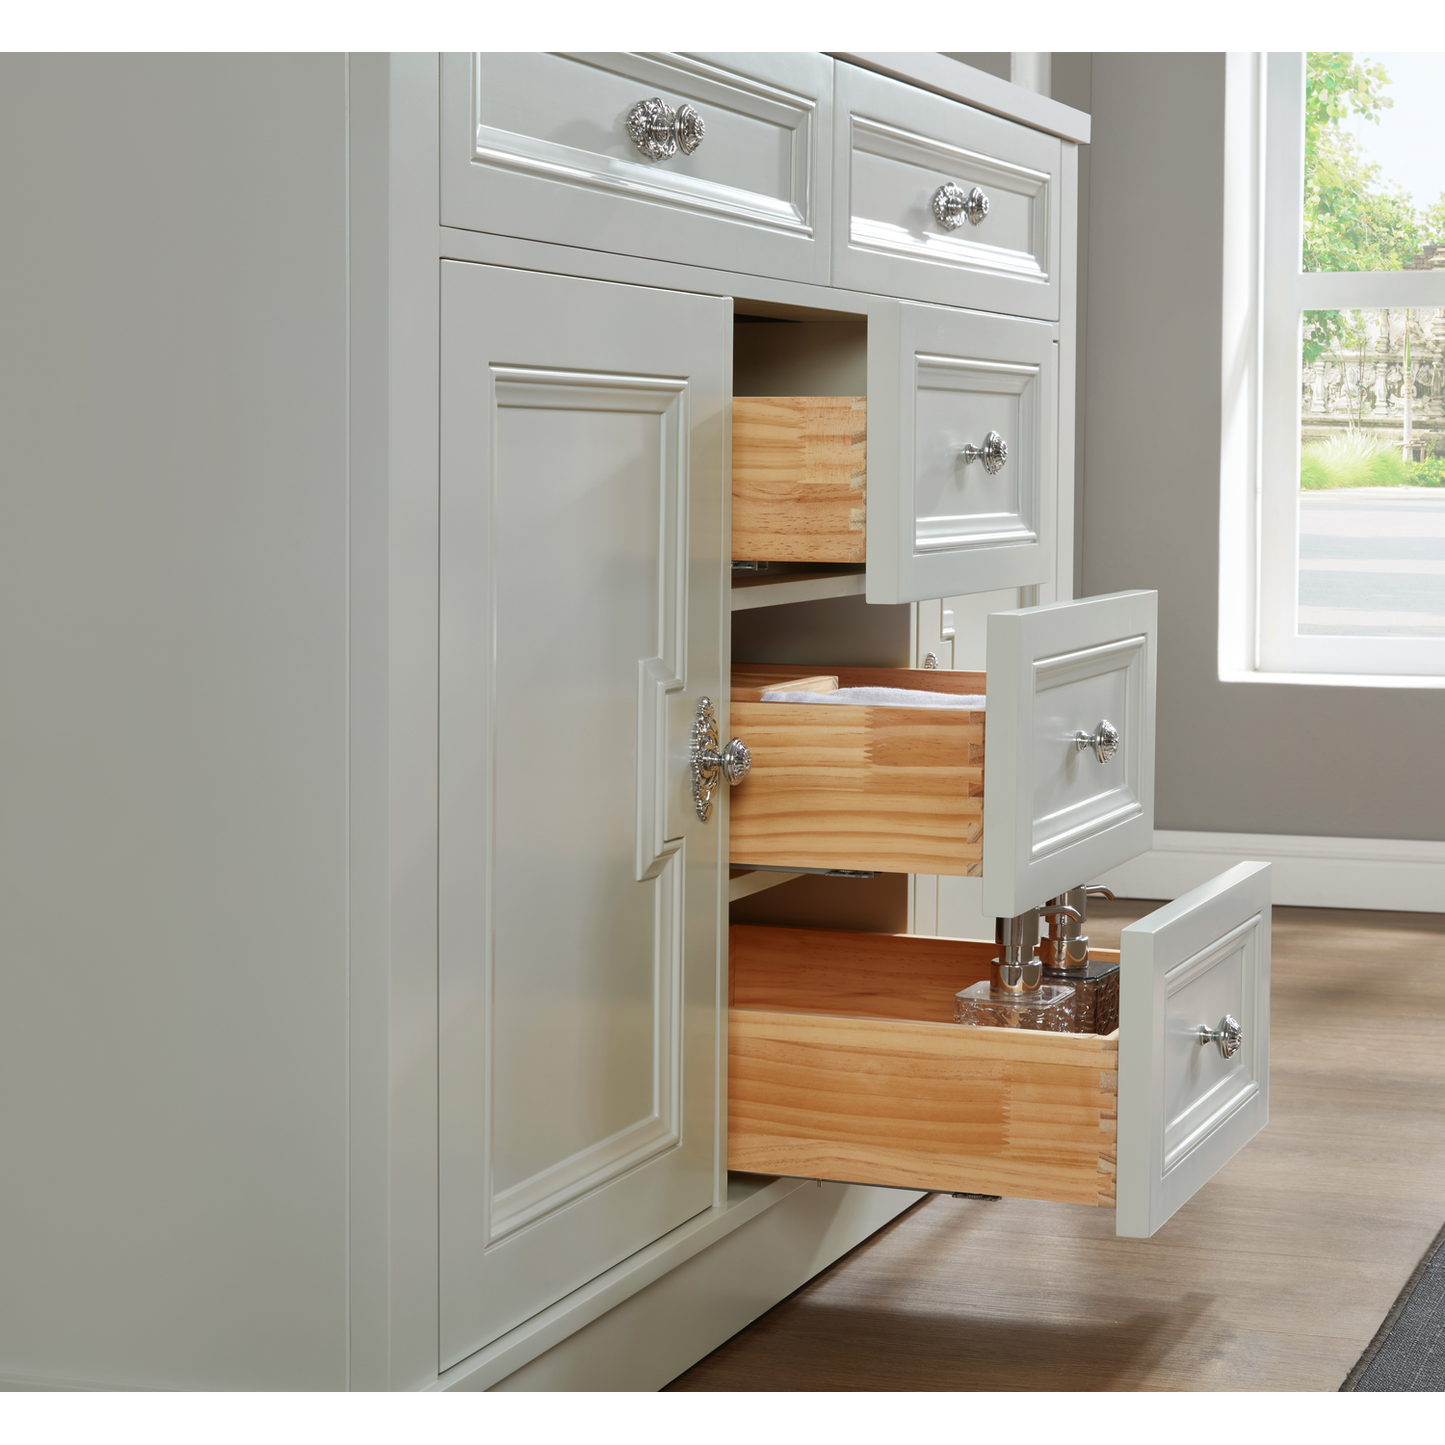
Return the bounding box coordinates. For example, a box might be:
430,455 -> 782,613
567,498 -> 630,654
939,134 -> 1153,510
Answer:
728,862 -> 1272,1238
729,589 -> 1158,917
730,302 -> 1057,606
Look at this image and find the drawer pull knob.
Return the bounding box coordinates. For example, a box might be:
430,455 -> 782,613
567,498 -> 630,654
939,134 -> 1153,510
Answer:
675,103 -> 706,155
1199,1014 -> 1243,1060
625,98 -> 705,161
961,430 -> 1008,476
1073,719 -> 1120,764
691,697 -> 751,822
932,182 -> 990,230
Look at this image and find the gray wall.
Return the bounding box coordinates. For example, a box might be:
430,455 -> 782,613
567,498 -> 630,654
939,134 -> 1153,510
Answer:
1081,54 -> 1445,840
0,55 -> 349,1385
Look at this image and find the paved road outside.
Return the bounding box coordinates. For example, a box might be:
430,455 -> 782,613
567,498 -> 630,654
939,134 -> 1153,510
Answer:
1299,487 -> 1445,636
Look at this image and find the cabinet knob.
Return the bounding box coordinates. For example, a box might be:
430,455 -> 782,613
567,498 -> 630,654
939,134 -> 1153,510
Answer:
1199,1014 -> 1243,1060
675,103 -> 705,154
961,430 -> 1008,475
1074,719 -> 1121,764
625,98 -> 705,161
691,698 -> 750,822
932,182 -> 989,230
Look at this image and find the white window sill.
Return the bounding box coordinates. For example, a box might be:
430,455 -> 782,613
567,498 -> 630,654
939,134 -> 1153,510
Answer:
1220,667 -> 1445,690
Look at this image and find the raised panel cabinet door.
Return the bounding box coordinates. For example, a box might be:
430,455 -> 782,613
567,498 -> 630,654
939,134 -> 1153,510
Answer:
833,62 -> 1061,320
441,52 -> 833,284
439,262 -> 728,1368
867,300 -> 1058,605
1117,862 -> 1272,1238
983,591 -> 1158,918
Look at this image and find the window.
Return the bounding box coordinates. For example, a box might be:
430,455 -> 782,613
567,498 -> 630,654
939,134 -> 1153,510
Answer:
1221,53 -> 1445,684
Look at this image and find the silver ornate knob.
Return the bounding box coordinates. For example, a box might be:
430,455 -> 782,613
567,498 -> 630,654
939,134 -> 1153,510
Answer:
1074,720 -> 1120,763
690,698 -> 750,822
1199,1015 -> 1243,1059
625,98 -> 704,161
961,430 -> 1008,476
675,103 -> 705,155
922,652 -> 940,669
932,182 -> 989,230
626,97 -> 677,160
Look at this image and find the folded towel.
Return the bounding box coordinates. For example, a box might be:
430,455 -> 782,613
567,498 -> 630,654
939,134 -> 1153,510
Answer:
760,685 -> 985,709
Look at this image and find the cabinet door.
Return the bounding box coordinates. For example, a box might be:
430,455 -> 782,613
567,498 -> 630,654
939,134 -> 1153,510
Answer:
442,52 -> 833,284
867,301 -> 1057,605
1117,863 -> 1272,1237
439,263 -> 727,1367
983,591 -> 1158,918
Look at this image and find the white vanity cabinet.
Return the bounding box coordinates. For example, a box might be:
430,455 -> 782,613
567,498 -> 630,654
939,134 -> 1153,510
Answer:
431,49 -> 1270,1379
8,48 -> 1173,1398
3,52 -> 1269,1394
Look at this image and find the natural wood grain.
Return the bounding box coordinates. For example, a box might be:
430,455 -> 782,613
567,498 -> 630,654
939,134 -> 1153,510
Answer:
672,903 -> 1445,1392
729,1008 -> 1118,1204
728,666 -> 987,875
733,662 -> 988,696
732,396 -> 867,563
730,925 -> 995,1021
731,673 -> 839,703
728,926 -> 1118,1205
729,703 -> 983,874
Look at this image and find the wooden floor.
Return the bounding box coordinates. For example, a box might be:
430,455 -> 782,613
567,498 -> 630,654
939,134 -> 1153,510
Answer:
668,901 -> 1445,1391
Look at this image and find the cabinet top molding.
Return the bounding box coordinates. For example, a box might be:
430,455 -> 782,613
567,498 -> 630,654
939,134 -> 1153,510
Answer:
829,53 -> 1091,145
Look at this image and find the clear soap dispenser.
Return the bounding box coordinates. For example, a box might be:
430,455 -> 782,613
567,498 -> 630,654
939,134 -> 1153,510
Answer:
954,904 -> 1083,1031
1039,885 -> 1120,1034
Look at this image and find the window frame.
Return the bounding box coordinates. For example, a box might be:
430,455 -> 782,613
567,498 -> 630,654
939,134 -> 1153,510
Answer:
1220,51 -> 1445,687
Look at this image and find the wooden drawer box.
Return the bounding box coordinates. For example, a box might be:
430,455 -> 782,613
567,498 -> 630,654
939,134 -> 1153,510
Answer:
727,925 -> 1118,1205
732,396 -> 867,564
730,663 -> 987,876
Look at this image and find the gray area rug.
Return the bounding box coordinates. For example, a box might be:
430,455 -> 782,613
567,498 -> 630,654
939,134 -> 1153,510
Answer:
1342,1217 -> 1445,1390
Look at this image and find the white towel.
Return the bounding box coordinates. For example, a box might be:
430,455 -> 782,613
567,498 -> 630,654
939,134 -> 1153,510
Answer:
760,685 -> 985,709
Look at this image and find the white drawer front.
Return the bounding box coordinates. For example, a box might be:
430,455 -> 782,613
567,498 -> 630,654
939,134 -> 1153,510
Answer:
442,52 -> 833,284
833,64 -> 1061,319
1117,863 -> 1272,1239
982,591 -> 1158,918
867,302 -> 1057,605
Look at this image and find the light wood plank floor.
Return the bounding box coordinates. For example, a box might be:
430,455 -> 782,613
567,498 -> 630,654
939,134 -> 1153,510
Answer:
668,902 -> 1445,1391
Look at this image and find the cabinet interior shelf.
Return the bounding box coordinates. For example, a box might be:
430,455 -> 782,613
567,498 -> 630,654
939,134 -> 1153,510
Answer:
730,567 -> 866,611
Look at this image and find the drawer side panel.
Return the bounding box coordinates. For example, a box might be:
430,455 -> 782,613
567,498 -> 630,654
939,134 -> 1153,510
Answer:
732,396 -> 867,563
729,1009 -> 1117,1204
728,699 -> 984,874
